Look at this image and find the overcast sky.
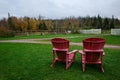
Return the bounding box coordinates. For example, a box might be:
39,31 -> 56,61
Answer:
0,0 -> 120,19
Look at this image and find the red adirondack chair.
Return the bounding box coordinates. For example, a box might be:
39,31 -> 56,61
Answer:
79,38 -> 105,72
51,38 -> 77,69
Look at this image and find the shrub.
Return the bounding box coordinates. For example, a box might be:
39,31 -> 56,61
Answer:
0,27 -> 15,37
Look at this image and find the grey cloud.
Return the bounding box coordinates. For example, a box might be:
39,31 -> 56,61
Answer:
0,0 -> 120,19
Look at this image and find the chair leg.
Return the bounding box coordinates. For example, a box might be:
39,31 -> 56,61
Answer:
66,62 -> 72,70
82,63 -> 85,72
73,55 -> 76,62
51,50 -> 57,67
101,54 -> 104,72
66,61 -> 70,70
100,64 -> 104,72
66,64 -> 69,70
73,50 -> 78,62
51,60 -> 57,67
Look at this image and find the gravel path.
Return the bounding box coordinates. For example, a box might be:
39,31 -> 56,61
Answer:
0,38 -> 120,49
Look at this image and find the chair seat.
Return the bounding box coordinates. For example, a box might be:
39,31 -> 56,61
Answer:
85,60 -> 102,64
53,48 -> 68,51
82,57 -> 102,64
56,53 -> 75,62
84,49 -> 104,52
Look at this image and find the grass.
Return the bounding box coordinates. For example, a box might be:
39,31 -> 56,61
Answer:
100,35 -> 120,45
0,34 -> 120,45
68,34 -> 120,46
0,34 -> 85,40
33,34 -> 120,46
0,43 -> 120,80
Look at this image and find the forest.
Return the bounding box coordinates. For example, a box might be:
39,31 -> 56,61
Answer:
0,14 -> 120,37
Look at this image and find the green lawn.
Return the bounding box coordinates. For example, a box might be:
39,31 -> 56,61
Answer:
0,34 -> 87,40
1,34 -> 120,45
67,34 -> 120,46
100,35 -> 120,45
0,43 -> 120,80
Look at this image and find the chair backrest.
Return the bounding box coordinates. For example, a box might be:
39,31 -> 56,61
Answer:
51,38 -> 69,49
83,38 -> 105,50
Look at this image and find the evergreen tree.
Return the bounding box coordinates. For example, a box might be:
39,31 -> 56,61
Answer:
110,15 -> 115,29
103,18 -> 110,30
97,14 -> 102,29
92,17 -> 97,28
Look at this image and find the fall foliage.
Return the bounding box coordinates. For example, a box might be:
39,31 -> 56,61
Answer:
0,14 -> 120,36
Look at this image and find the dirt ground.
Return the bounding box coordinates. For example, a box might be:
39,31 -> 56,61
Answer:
0,38 -> 120,49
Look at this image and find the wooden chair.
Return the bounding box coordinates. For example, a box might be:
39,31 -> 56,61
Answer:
79,38 -> 105,72
51,38 -> 77,69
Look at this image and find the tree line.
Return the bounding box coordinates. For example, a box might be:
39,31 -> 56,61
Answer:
0,14 -> 120,36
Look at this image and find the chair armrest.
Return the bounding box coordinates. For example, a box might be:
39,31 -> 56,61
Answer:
78,50 -> 85,55
102,52 -> 105,56
68,50 -> 78,54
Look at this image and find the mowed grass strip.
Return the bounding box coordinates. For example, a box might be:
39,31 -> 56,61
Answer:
0,43 -> 120,80
1,34 -> 120,45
